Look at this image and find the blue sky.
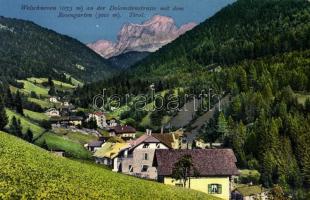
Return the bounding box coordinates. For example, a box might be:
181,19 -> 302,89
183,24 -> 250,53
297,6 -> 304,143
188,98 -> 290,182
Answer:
0,0 -> 234,43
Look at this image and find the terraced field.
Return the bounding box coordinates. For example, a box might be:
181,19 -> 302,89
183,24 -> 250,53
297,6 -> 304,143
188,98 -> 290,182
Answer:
27,77 -> 76,90
5,109 -> 45,138
17,80 -> 49,96
23,109 -> 49,122
0,131 -> 218,200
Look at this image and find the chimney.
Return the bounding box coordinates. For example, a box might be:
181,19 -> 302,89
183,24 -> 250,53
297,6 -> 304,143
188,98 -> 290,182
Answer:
146,129 -> 152,136
161,126 -> 164,134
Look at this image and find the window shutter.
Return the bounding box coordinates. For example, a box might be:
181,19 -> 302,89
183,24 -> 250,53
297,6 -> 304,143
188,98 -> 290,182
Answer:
218,184 -> 222,194
208,184 -> 212,194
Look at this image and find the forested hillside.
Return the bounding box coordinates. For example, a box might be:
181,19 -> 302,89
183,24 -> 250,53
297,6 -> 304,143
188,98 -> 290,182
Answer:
0,16 -> 116,84
211,50 -> 310,199
129,0 -> 309,83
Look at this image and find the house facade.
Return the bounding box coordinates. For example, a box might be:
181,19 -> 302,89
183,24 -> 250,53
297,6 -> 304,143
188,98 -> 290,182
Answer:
106,118 -> 118,127
49,96 -> 59,103
50,116 -> 83,126
154,149 -> 239,200
85,141 -> 104,152
109,125 -> 136,139
45,108 -> 60,117
117,131 -> 179,179
88,112 -> 107,129
93,142 -> 129,171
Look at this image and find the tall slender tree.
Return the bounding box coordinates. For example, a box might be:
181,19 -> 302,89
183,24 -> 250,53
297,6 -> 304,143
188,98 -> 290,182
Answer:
217,112 -> 228,141
5,88 -> 14,108
0,94 -> 8,130
24,129 -> 33,143
9,116 -> 23,138
171,155 -> 199,188
15,91 -> 24,116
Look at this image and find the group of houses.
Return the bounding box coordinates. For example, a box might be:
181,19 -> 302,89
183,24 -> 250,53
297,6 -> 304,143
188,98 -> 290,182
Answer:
44,98 -> 267,200
85,128 -> 242,200
45,97 -> 118,130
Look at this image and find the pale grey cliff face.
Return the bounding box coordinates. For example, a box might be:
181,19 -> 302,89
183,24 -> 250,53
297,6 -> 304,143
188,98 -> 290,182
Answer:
87,15 -> 196,59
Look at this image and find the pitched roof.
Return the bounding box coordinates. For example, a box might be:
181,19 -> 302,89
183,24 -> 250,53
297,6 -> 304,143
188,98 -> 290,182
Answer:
92,112 -> 105,116
45,108 -> 58,112
94,142 -> 129,159
129,134 -> 149,148
154,149 -> 239,176
128,134 -> 174,149
110,125 -> 136,134
234,185 -> 267,196
152,134 -> 174,149
87,141 -> 104,147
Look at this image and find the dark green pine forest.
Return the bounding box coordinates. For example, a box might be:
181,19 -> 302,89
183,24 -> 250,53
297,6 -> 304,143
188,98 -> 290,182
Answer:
0,16 -> 116,84
74,0 -> 310,198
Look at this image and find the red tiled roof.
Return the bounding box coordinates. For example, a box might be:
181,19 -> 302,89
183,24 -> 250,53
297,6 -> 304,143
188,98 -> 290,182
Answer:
93,112 -> 105,116
154,149 -> 239,176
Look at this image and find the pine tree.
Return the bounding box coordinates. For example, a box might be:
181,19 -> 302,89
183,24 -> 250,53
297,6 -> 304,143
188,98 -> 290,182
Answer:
0,95 -> 8,130
10,116 -> 23,138
48,77 -> 56,96
217,112 -> 228,141
48,85 -> 56,96
305,98 -> 310,113
15,91 -> 24,116
202,118 -> 218,148
5,88 -> 14,108
24,129 -> 33,143
41,140 -> 49,150
232,121 -> 247,167
48,77 -> 54,87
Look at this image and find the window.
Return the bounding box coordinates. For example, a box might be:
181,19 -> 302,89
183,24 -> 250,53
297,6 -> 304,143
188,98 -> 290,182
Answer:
208,184 -> 222,194
128,165 -> 133,172
142,143 -> 150,148
141,165 -> 149,172
144,153 -> 148,160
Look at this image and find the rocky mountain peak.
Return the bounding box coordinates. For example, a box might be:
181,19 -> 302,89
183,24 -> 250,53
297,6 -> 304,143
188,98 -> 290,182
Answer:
87,15 -> 197,59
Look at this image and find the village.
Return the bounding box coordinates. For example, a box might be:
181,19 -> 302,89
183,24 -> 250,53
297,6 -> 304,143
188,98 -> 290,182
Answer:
44,95 -> 269,200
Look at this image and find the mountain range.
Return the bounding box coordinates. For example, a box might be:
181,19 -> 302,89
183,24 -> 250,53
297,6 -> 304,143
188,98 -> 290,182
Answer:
87,15 -> 196,59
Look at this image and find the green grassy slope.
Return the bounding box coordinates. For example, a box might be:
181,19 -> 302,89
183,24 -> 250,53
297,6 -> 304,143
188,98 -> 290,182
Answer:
5,109 -> 45,138
17,80 -> 49,96
23,109 -> 49,122
0,131 -> 218,200
27,97 -> 57,109
35,132 -> 91,159
27,77 -> 76,90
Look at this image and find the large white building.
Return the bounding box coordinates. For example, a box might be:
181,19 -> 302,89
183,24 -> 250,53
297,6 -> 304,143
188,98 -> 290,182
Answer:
88,112 -> 107,129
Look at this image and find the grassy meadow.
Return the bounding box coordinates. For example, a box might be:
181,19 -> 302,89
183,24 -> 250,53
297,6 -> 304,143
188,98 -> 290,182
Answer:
0,131 -> 218,200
